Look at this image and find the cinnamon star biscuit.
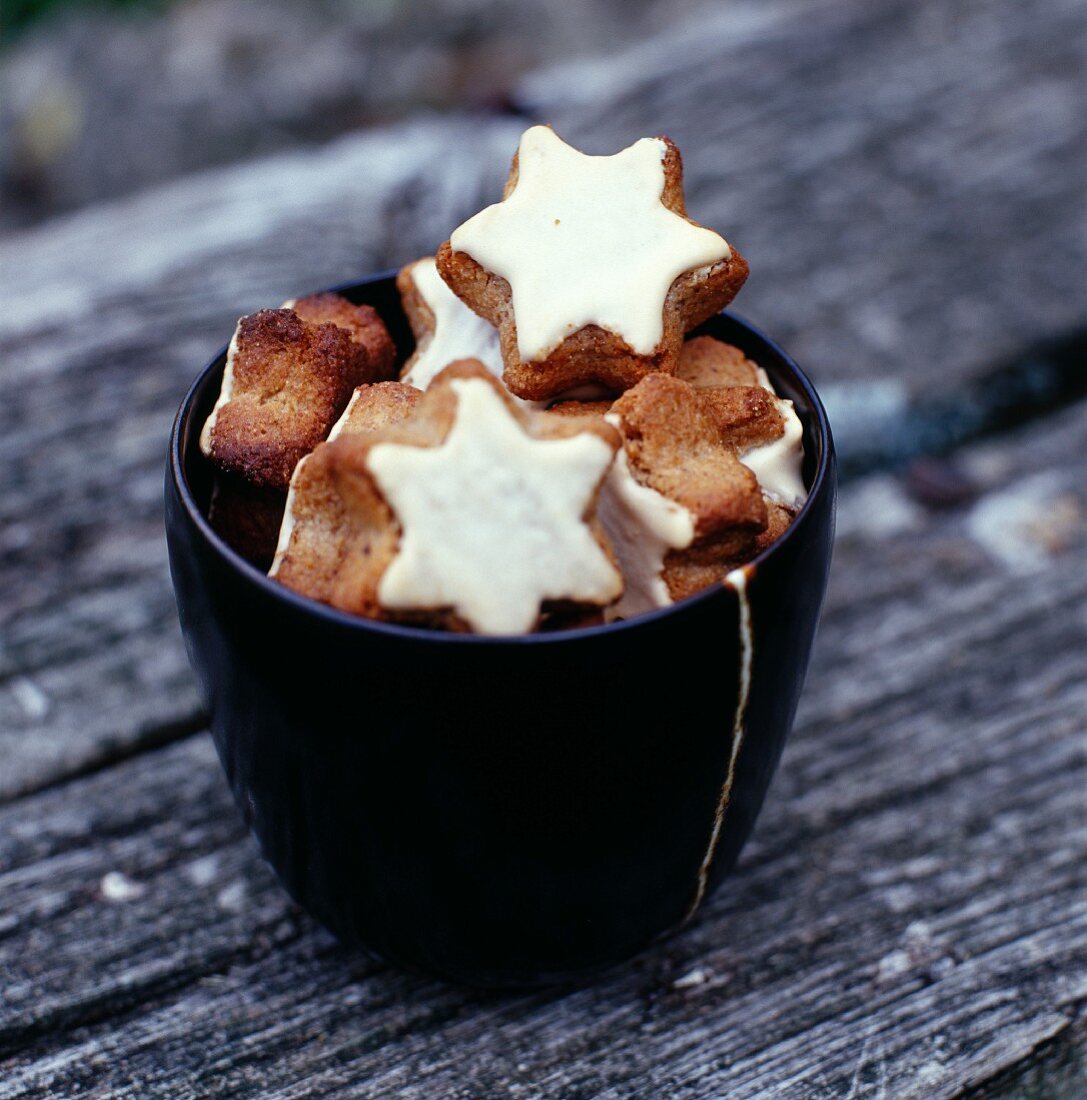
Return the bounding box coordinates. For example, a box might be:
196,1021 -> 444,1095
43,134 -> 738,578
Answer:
200,308 -> 381,491
602,374 -> 775,619
270,380 -> 423,588
679,336 -> 807,509
396,258 -> 503,390
437,125 -> 748,401
272,361 -> 623,633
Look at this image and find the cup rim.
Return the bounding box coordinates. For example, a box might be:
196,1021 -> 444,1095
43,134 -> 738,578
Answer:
169,272 -> 835,646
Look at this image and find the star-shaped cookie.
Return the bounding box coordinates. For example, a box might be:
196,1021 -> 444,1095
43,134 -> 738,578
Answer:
396,257 -> 504,390
603,374 -> 778,616
200,307 -> 387,491
272,362 -> 623,634
437,125 -> 748,401
677,336 -> 807,509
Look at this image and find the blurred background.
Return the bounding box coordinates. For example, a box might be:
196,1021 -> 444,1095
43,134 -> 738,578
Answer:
3,0 -> 709,231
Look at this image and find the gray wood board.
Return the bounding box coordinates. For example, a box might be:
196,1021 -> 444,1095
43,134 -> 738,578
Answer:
2,404 -> 1084,1099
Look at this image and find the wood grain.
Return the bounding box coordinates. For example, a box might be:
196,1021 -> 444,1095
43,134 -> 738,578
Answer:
1,405 -> 1083,1098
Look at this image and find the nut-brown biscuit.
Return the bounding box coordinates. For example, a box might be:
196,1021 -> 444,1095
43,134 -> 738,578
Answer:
270,432 -> 399,619
269,381 -> 422,578
437,126 -> 748,401
676,336 -> 760,389
549,370 -> 787,465
289,292 -> 397,380
755,499 -> 797,557
698,383 -> 786,453
548,375 -> 786,616
200,309 -> 374,491
328,381 -> 423,440
603,373 -> 773,611
676,337 -> 803,556
661,531 -> 763,602
704,385 -> 801,557
273,361 -> 623,633
610,373 -> 768,539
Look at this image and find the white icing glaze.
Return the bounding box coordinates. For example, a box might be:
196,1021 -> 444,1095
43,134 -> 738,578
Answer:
326,387 -> 363,441
368,377 -> 621,634
596,415 -> 694,622
267,464 -> 302,578
199,323 -> 241,455
732,367 -> 807,509
269,378 -> 363,579
450,126 -> 732,362
402,258 -> 504,390
739,394 -> 807,508
686,566 -> 753,919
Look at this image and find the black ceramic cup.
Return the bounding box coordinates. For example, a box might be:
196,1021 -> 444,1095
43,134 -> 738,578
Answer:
165,272 -> 836,987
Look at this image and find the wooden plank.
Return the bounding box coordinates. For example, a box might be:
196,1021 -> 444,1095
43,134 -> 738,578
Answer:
522,0 -> 1087,396
1,404 -> 1084,1098
0,117 -> 523,801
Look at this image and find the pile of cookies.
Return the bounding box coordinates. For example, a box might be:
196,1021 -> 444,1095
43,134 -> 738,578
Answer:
200,126 -> 806,634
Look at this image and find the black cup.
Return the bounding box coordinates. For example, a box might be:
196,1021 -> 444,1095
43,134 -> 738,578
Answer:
165,272 -> 836,987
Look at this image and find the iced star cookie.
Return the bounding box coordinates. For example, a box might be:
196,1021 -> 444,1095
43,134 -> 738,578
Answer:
602,374 -> 772,618
285,292 -> 397,381
552,375 -> 779,619
678,336 -> 807,510
272,361 -> 623,633
396,258 -> 503,390
270,381 -> 422,582
200,308 -> 381,491
437,125 -> 748,401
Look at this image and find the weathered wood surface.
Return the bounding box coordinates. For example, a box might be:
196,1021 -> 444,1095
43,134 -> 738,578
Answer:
1,0 -> 1086,1093
1,406 -> 1085,1098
